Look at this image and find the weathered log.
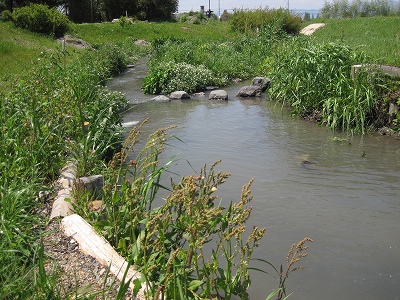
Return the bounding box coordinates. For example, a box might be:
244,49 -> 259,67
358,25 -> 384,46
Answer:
62,214 -> 146,299
50,162 -> 77,219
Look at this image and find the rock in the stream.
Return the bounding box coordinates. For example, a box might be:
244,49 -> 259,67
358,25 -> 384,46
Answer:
170,91 -> 190,100
236,85 -> 262,97
252,77 -> 271,91
151,95 -> 171,102
209,90 -> 228,100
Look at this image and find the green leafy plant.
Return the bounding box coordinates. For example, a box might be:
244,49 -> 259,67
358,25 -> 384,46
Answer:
11,3 -> 70,37
0,38 -> 131,298
267,39 -> 382,133
143,61 -> 214,94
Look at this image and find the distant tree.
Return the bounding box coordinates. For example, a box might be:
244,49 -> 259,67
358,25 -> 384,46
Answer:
220,9 -> 231,21
2,0 -> 179,22
321,0 -> 396,18
136,0 -> 177,20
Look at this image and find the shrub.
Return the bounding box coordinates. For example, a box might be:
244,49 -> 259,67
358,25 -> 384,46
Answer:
143,61 -> 214,94
1,9 -> 12,21
229,8 -> 302,35
11,4 -> 70,37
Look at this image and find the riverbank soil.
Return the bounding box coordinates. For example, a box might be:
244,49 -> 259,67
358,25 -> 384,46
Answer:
40,193 -> 134,299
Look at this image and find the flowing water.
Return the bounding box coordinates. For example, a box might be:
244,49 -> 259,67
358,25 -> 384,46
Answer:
108,59 -> 400,299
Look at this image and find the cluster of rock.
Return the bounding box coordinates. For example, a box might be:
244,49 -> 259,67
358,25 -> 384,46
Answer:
150,76 -> 271,102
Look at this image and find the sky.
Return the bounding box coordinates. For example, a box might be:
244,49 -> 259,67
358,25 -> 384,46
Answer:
178,0 -> 324,14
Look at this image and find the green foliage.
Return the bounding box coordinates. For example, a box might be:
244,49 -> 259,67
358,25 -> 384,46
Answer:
220,9 -> 232,22
307,17 -> 400,67
11,3 -> 70,37
229,8 -> 302,35
143,31 -> 283,94
1,9 -> 12,21
178,11 -> 208,24
0,39 -> 132,297
136,0 -> 178,21
266,39 -> 383,133
143,61 -> 214,94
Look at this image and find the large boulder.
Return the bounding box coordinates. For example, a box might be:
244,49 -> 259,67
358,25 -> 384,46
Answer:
236,85 -> 262,97
209,90 -> 228,100
170,91 -> 190,100
252,77 -> 271,91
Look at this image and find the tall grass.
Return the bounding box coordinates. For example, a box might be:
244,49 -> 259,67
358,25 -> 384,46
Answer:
229,8 -> 302,34
0,40 -> 132,298
264,37 -> 385,133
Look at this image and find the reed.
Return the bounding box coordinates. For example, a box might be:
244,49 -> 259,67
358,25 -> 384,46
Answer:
265,38 -> 384,133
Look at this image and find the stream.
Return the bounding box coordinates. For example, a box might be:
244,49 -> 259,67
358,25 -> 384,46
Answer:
107,57 -> 400,299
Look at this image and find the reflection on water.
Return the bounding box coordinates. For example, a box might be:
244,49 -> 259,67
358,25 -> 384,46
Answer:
109,69 -> 400,300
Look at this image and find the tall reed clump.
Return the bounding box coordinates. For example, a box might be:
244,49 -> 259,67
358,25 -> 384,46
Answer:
92,122 -> 312,300
0,42 -> 131,298
265,38 -> 383,134
229,8 -> 302,35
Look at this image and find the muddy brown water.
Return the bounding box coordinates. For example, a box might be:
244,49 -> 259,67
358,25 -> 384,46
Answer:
108,59 -> 400,299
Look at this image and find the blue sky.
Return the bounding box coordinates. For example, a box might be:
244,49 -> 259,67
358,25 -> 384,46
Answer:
178,0 -> 324,13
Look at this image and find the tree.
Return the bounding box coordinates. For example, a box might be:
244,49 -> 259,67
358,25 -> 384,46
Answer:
136,0 -> 178,20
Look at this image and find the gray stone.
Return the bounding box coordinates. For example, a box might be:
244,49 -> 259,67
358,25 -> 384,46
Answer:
209,90 -> 228,100
152,95 -> 171,102
134,39 -> 151,47
78,175 -> 104,195
57,35 -> 92,49
170,91 -> 190,100
236,85 -> 262,97
389,102 -> 399,115
252,77 -> 271,91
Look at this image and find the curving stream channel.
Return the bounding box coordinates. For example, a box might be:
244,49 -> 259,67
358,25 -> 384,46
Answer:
107,57 -> 400,299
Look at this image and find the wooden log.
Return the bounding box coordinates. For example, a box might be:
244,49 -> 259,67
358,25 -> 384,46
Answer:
61,214 -> 146,299
50,162 -> 77,219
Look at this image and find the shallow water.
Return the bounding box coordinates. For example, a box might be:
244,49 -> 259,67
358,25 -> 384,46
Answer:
108,64 -> 400,299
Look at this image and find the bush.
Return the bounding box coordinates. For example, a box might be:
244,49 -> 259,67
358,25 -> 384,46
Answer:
143,61 -> 214,94
229,8 -> 302,35
11,4 -> 70,37
1,9 -> 13,21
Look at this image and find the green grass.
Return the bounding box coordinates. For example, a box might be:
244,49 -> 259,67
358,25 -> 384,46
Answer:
71,20 -> 235,46
304,16 -> 400,66
0,21 -> 61,80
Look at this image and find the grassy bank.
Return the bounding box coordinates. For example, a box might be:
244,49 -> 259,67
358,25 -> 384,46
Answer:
305,16 -> 400,67
0,33 -> 133,298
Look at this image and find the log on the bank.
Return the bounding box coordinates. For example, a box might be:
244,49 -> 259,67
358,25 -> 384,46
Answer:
61,214 -> 146,299
50,162 -> 77,219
